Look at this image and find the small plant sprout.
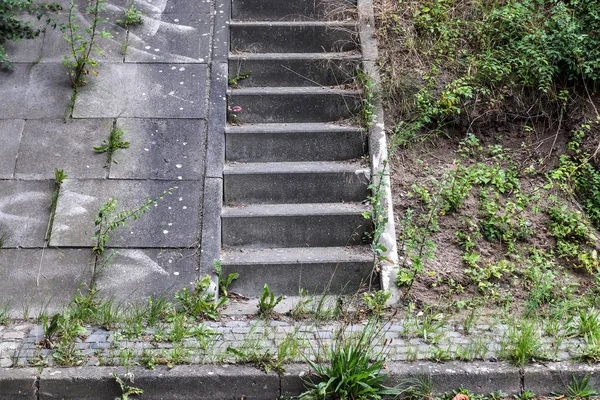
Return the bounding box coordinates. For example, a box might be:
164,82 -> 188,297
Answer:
362,290 -> 390,317
174,274 -> 227,320
258,283 -> 282,319
92,185 -> 176,255
116,4 -> 144,28
228,71 -> 251,86
94,119 -> 131,165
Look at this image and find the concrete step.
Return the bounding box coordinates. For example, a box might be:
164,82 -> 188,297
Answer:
232,0 -> 357,21
230,21 -> 359,53
228,87 -> 361,123
223,161 -> 370,204
221,246 -> 374,295
226,123 -> 366,162
229,53 -> 361,87
222,203 -> 371,248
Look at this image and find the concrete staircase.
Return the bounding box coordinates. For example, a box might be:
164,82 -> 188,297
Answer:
222,0 -> 374,296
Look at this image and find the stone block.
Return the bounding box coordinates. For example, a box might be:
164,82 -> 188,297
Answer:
0,120 -> 24,179
71,63 -> 207,118
94,249 -> 196,303
0,181 -> 52,248
15,119 -> 111,179
0,249 -> 94,318
125,13 -> 210,63
108,118 -> 205,180
50,179 -> 202,248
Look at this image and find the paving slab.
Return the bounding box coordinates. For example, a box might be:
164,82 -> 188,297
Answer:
0,181 -> 52,248
125,13 -> 211,63
108,118 -> 205,180
0,249 -> 94,317
50,179 -> 202,248
0,64 -> 73,120
40,12 -> 126,64
133,0 -> 212,14
2,14 -> 46,64
94,248 -> 196,302
0,120 -> 24,179
71,63 -> 207,118
15,119 -> 111,180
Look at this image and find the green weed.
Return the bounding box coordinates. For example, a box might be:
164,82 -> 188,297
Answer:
499,319 -> 544,366
93,119 -> 130,165
174,274 -> 227,320
258,283 -> 282,319
116,3 -> 143,28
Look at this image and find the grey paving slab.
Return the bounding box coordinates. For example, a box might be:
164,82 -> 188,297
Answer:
0,181 -> 52,248
0,66 -> 29,119
133,0 -> 212,14
2,14 -> 45,63
0,63 -> 73,120
71,63 -> 207,118
0,249 -> 94,317
40,12 -> 127,64
50,179 -> 202,248
94,248 -> 196,302
108,118 -> 205,180
125,13 -> 211,63
0,120 -> 24,179
15,119 -> 111,180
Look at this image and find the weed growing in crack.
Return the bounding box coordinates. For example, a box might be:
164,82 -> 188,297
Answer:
300,318 -> 400,400
214,260 -> 238,297
116,3 -> 143,29
0,303 -> 10,325
258,283 -> 282,319
499,319 -> 544,366
174,275 -> 227,320
94,118 -> 130,165
356,67 -> 376,127
46,168 -> 67,241
60,0 -> 112,89
92,184 -> 176,255
111,372 -> 144,400
227,71 -> 251,86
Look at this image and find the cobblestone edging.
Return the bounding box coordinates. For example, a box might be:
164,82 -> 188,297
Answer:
0,315 -> 589,369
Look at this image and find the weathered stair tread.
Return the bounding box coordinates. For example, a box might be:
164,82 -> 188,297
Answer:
232,0 -> 357,21
225,122 -> 362,134
221,245 -> 373,264
224,161 -> 368,174
229,52 -> 361,60
230,21 -> 359,53
223,161 -> 370,204
220,246 -> 374,295
221,202 -> 369,217
228,87 -> 360,95
225,123 -> 366,162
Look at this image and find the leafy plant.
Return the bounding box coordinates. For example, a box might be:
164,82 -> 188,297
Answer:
111,373 -> 144,400
46,169 -> 67,241
92,185 -> 176,255
0,0 -> 60,68
357,68 -> 376,127
116,3 -> 143,28
554,374 -> 599,399
60,0 -> 112,88
94,119 -> 130,165
214,260 -> 238,297
362,290 -> 390,317
174,274 -> 227,320
257,283 -> 282,319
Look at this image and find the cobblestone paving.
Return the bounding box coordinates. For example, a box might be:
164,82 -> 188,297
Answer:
0,312 -> 584,369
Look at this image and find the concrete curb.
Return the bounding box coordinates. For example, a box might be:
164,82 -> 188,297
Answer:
4,361 -> 600,399
357,0 -> 401,303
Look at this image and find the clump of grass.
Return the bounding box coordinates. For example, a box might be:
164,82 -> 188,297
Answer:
499,319 -> 544,366
300,318 -> 400,399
